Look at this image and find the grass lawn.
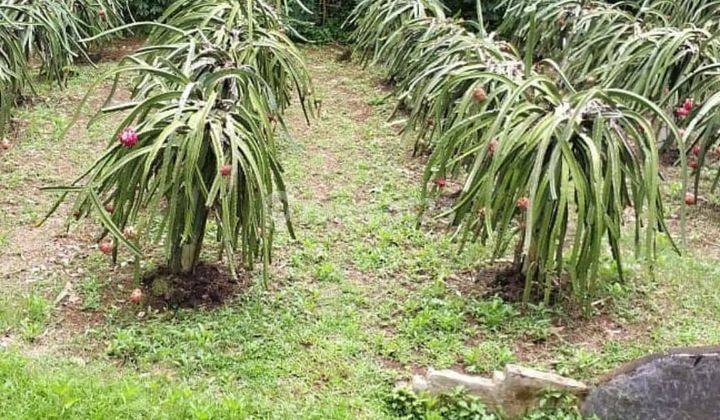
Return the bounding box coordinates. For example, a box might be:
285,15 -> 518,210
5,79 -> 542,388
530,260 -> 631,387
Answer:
1,44 -> 719,418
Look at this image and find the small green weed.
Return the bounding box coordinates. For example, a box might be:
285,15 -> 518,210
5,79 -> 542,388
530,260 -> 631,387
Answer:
387,387 -> 498,420
79,276 -> 103,311
0,292 -> 52,341
469,296 -> 517,331
463,341 -> 517,374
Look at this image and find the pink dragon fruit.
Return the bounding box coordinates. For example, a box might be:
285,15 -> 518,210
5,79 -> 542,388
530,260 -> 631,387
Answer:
118,127 -> 139,148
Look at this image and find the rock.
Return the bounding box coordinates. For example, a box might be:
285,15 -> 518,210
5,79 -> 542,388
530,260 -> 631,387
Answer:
53,281 -> 73,305
502,364 -> 587,393
499,365 -> 588,417
412,365 -> 588,418
411,375 -> 429,392
583,346 -> 720,420
425,368 -> 500,405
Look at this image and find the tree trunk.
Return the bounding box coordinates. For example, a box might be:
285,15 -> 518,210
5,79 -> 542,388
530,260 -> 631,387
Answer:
169,137 -> 214,276
169,199 -> 209,275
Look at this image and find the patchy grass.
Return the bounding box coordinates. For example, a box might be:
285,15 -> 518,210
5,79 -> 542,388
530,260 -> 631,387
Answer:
0,45 -> 719,418
0,62 -> 123,342
0,351 -> 259,418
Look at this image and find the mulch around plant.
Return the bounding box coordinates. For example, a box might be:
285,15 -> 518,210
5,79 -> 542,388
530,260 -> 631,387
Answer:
448,263 -> 524,300
488,265 -> 530,302
141,264 -> 251,309
449,262 -> 577,306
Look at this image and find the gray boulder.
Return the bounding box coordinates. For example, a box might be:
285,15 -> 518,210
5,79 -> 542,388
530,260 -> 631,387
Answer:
583,346 -> 720,420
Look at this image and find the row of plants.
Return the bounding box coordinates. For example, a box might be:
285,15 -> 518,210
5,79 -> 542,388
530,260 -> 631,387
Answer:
346,0 -> 699,307
43,0 -> 315,284
0,0 -> 126,136
18,0 -> 716,306
497,0 -> 720,196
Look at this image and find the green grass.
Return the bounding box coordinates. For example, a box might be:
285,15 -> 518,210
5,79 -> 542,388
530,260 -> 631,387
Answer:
0,46 -> 719,418
0,352 -> 256,419
0,292 -> 52,341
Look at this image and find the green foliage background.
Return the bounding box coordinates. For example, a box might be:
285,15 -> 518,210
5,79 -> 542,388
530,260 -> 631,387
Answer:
288,0 -> 508,41
126,0 -> 174,20
124,0 -> 508,41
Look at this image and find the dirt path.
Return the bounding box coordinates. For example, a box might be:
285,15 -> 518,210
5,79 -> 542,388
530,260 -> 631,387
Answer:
0,63 -> 132,350
279,46 -> 429,282
2,95 -> 90,280
0,39 -> 140,291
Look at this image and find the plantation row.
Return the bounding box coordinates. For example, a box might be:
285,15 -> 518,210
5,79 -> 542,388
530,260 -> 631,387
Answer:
498,0 -> 720,190
346,0 -> 720,306
4,0 -> 718,311
0,0 -> 126,137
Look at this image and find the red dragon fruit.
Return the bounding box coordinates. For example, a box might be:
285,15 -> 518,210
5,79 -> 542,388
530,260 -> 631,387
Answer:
675,107 -> 690,118
118,127 -> 139,148
684,192 -> 697,206
683,98 -> 694,112
488,139 -> 500,156
517,197 -> 530,211
99,241 -> 114,255
220,164 -> 232,177
129,288 -> 144,304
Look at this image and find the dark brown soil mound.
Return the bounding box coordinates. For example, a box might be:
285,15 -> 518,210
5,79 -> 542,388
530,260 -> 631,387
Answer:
142,264 -> 250,309
447,263 -> 525,301
488,265 -> 528,302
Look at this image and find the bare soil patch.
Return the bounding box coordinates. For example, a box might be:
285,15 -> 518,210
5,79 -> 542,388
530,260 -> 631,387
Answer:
92,36 -> 146,62
448,264 -> 532,302
141,264 -> 251,310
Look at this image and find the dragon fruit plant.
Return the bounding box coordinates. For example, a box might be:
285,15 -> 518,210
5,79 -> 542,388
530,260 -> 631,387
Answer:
146,0 -> 316,116
427,75 -> 680,306
0,21 -> 28,137
44,44 -> 295,279
498,1 -> 720,116
676,91 -> 720,198
0,1 -> 125,137
347,1 -> 518,159
345,0 -> 447,66
0,0 -> 127,91
349,0 -> 686,308
42,1 -> 314,282
67,0 -> 126,38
